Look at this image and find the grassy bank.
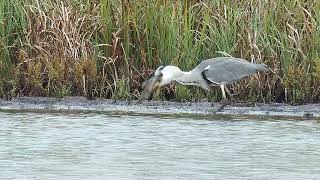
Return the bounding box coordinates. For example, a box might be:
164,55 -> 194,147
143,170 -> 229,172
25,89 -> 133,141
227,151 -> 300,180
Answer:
0,0 -> 319,103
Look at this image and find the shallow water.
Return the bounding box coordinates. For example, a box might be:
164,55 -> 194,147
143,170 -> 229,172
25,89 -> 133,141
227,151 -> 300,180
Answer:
0,111 -> 320,180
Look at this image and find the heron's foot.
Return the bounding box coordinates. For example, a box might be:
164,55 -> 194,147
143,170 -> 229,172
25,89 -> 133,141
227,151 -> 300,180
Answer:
211,99 -> 232,114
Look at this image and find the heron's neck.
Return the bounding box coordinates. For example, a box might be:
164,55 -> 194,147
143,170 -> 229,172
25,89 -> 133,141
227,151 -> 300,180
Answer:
175,71 -> 196,85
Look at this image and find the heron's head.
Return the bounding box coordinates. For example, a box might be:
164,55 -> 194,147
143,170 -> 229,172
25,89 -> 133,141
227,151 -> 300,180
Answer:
154,65 -> 182,87
138,65 -> 182,102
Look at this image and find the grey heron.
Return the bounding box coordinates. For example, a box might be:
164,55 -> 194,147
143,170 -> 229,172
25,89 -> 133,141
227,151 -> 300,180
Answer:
139,57 -> 270,111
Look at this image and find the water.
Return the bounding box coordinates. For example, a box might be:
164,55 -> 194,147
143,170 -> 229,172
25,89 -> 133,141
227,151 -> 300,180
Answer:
0,111 -> 319,180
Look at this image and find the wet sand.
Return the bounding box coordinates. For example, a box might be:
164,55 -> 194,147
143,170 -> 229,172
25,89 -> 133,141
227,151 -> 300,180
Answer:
0,97 -> 319,119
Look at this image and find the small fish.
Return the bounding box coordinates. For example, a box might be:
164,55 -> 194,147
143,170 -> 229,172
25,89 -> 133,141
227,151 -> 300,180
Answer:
137,74 -> 163,103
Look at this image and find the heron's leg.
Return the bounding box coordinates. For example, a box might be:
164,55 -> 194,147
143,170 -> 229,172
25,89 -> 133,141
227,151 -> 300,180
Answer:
214,84 -> 231,113
220,84 -> 227,100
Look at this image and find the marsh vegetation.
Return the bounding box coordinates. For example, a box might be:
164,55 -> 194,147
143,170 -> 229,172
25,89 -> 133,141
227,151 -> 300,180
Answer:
0,0 -> 319,103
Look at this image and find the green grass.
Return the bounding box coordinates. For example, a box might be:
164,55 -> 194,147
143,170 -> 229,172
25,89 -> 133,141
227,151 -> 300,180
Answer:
0,0 -> 319,103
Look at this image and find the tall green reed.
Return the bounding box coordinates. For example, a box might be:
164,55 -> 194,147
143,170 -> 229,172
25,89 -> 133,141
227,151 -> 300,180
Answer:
0,0 -> 319,103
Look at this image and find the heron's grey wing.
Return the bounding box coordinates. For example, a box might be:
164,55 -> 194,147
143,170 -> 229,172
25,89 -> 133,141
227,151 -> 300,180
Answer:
203,60 -> 268,84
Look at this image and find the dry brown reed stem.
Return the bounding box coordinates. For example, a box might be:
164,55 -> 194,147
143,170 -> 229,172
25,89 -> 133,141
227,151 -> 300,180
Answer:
0,0 -> 319,103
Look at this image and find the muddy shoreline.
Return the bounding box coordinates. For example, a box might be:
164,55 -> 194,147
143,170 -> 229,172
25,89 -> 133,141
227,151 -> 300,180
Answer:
0,97 -> 319,119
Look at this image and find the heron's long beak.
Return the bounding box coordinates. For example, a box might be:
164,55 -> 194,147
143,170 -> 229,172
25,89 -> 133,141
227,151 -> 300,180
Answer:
137,73 -> 163,103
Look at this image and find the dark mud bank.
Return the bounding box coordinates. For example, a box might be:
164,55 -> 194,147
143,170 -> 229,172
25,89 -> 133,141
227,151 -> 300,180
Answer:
0,97 -> 319,118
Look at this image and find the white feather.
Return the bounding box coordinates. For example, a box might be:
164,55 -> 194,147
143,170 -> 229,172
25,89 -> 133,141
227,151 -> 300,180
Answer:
204,65 -> 211,70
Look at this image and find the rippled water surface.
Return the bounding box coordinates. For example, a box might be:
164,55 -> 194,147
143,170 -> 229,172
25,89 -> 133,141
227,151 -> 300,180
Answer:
0,111 -> 320,180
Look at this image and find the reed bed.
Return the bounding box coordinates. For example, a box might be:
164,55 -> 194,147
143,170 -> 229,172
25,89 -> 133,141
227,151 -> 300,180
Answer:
0,0 -> 319,103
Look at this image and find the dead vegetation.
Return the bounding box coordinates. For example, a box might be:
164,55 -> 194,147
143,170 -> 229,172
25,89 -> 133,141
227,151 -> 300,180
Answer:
0,0 -> 319,103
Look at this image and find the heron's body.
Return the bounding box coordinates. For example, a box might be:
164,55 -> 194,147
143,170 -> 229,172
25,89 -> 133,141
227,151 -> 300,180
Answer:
140,57 -> 270,112
157,57 -> 269,91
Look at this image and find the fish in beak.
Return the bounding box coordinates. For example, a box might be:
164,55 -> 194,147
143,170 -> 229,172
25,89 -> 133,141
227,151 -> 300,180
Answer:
137,73 -> 163,103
